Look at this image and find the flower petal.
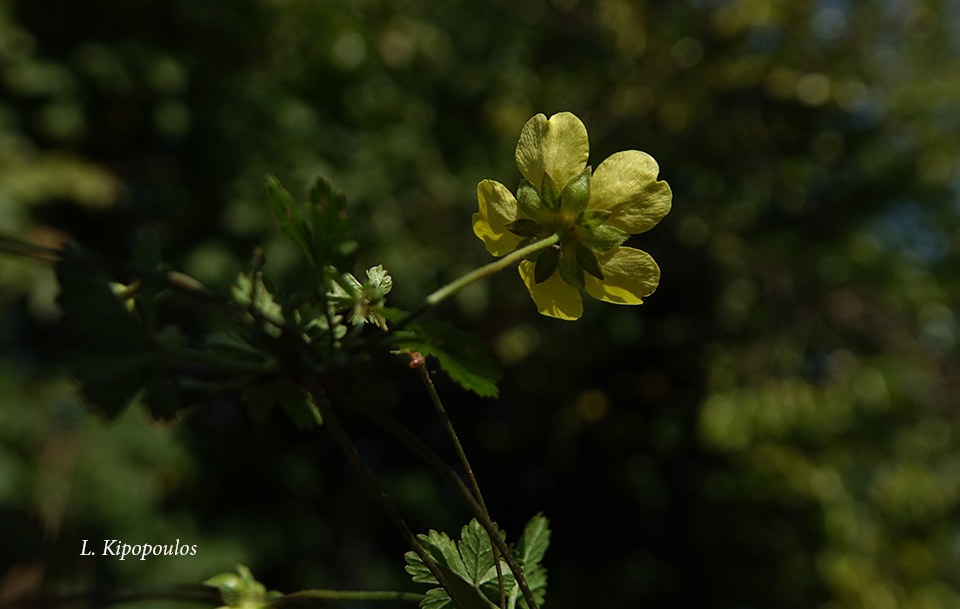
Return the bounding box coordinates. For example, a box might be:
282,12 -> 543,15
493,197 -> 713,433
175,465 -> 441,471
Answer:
473,179 -> 522,257
590,150 -> 672,234
583,247 -> 660,305
519,260 -> 583,320
515,112 -> 589,193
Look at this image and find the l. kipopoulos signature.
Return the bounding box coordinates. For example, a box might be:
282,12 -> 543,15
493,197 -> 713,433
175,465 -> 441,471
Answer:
80,539 -> 197,560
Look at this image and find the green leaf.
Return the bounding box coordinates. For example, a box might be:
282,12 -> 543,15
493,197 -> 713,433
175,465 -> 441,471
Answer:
241,379 -> 322,429
231,272 -> 285,337
514,514 -> 551,608
458,520 -> 496,586
404,518 -> 549,609
516,513 -> 551,567
266,175 -> 313,265
56,250 -> 155,419
308,174 -> 357,269
393,319 -> 502,398
266,174 -> 357,274
405,526 -> 500,609
419,588 -> 454,609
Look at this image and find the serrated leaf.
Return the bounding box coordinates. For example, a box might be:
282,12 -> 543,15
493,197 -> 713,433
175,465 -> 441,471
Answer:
266,175 -> 313,265
516,513 -> 550,567
307,175 -> 356,269
419,588 -> 454,609
267,174 -> 357,273
432,562 -> 499,609
419,530 -> 470,581
458,520 -> 495,586
405,550 -> 438,584
393,320 -> 501,398
405,524 -> 502,609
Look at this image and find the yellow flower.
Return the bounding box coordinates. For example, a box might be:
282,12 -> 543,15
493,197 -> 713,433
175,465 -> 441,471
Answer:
472,112 -> 672,320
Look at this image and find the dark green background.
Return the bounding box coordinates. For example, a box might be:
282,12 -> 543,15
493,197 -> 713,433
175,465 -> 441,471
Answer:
1,1 -> 959,607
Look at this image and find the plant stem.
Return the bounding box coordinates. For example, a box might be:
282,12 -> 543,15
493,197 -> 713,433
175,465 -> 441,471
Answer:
278,590 -> 426,604
415,363 -> 506,609
296,378 -> 456,601
386,233 -> 560,339
424,233 -> 558,308
344,392 -> 541,609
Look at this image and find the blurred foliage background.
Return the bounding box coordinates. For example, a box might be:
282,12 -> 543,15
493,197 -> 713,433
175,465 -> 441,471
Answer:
2,0 -> 959,607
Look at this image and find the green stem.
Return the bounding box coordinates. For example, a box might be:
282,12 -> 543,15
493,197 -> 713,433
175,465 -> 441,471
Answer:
277,590 -> 426,604
425,233 -> 559,308
386,233 -> 560,339
415,364 -> 506,609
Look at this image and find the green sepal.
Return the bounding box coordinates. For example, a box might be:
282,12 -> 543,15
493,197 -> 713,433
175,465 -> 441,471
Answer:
541,172 -> 561,211
517,178 -> 544,219
576,209 -> 611,229
575,244 -> 604,280
558,249 -> 585,290
559,166 -> 591,216
585,224 -> 628,252
505,218 -> 541,237
534,247 -> 559,283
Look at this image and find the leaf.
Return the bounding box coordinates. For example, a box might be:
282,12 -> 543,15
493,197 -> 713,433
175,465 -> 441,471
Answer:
56,250 -> 155,419
266,175 -> 313,265
266,174 -> 357,273
241,379 -> 322,429
405,529 -> 499,609
516,513 -> 551,567
393,320 -> 502,398
307,175 -> 357,269
458,519 -> 496,586
405,519 -> 536,609
419,588 -> 454,609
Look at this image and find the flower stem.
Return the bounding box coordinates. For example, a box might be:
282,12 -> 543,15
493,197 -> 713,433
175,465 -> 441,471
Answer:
425,233 -> 559,308
414,363 -> 506,608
